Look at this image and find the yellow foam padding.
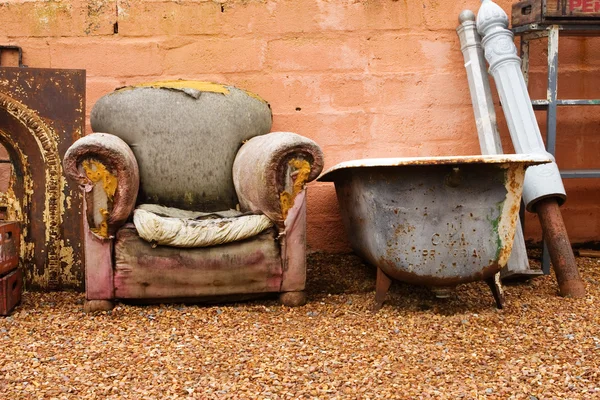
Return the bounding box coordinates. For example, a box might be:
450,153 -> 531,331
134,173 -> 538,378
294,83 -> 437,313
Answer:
82,160 -> 117,200
83,160 -> 117,238
290,159 -> 311,197
279,192 -> 293,221
132,80 -> 230,94
121,80 -> 268,104
280,159 -> 311,220
91,209 -> 110,238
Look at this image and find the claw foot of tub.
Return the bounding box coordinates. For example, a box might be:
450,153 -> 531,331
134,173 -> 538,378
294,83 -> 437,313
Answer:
486,272 -> 505,309
373,267 -> 392,312
430,286 -> 456,299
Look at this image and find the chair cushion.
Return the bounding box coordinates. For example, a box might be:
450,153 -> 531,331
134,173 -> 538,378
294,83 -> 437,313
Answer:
133,204 -> 273,248
114,224 -> 282,300
90,81 -> 272,211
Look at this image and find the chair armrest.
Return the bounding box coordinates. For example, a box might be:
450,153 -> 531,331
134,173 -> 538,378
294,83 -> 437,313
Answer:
233,131 -> 324,226
63,133 -> 139,238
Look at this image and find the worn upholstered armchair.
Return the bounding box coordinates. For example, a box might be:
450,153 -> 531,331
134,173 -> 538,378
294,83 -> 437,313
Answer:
63,81 -> 324,312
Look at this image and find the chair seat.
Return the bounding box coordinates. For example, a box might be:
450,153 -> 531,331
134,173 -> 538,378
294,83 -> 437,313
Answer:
114,224 -> 283,299
133,204 -> 273,248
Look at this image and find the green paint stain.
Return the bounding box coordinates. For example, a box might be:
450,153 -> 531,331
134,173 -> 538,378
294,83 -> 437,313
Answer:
487,201 -> 504,260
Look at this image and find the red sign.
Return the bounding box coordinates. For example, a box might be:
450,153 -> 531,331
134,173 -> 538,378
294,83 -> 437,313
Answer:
569,0 -> 600,12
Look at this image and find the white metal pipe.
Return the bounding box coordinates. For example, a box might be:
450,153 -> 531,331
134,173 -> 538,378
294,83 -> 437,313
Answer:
457,10 -> 503,155
477,0 -> 566,211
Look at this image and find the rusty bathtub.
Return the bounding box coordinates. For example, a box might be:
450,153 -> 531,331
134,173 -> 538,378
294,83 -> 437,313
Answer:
318,154 -> 550,309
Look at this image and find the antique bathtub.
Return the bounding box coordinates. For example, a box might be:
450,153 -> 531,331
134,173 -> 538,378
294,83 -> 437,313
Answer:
318,154 -> 550,310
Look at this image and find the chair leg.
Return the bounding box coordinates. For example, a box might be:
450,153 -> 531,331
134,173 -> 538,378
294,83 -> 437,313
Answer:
84,300 -> 115,313
279,291 -> 307,307
373,266 -> 392,312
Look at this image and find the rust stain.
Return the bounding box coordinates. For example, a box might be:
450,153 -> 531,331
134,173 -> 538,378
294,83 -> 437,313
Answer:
495,164 -> 526,268
378,257 -> 501,287
318,154 -> 550,182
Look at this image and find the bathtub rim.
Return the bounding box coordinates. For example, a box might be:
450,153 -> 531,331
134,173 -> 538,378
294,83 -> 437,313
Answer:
317,153 -> 551,182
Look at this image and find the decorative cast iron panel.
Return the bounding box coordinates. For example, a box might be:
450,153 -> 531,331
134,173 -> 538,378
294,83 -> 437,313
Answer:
0,67 -> 85,290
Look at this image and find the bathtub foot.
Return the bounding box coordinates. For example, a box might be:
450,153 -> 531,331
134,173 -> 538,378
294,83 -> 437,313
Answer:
430,286 -> 455,299
486,272 -> 505,309
373,267 -> 392,312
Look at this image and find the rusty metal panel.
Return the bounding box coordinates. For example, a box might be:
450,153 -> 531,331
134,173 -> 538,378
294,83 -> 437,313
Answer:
0,221 -> 19,276
0,66 -> 86,290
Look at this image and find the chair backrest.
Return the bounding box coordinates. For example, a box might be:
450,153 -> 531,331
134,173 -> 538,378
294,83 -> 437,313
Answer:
90,81 -> 272,212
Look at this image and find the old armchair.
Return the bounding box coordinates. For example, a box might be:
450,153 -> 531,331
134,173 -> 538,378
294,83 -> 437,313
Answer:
63,81 -> 323,312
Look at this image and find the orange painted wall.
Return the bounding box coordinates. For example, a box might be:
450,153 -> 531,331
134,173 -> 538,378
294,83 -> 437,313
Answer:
0,0 -> 598,252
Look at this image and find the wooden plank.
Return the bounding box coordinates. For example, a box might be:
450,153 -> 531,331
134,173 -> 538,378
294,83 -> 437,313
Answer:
512,0 -> 600,27
545,0 -> 564,17
0,222 -> 19,276
577,249 -> 600,257
0,269 -> 22,316
512,0 -> 543,27
546,0 -> 600,18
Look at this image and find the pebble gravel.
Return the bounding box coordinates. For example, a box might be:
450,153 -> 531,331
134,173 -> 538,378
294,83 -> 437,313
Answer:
1,252 -> 599,399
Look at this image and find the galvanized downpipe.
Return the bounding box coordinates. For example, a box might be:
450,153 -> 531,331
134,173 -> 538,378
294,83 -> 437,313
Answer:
476,0 -> 585,297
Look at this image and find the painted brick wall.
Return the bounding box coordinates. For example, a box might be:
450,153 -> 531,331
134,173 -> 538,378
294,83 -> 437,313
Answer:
0,0 -> 598,252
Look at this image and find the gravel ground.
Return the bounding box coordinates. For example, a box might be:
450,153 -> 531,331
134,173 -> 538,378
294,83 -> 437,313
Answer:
1,252 -> 599,399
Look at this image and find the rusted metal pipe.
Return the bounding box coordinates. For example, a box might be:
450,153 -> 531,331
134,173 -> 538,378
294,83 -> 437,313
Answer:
535,198 -> 586,298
